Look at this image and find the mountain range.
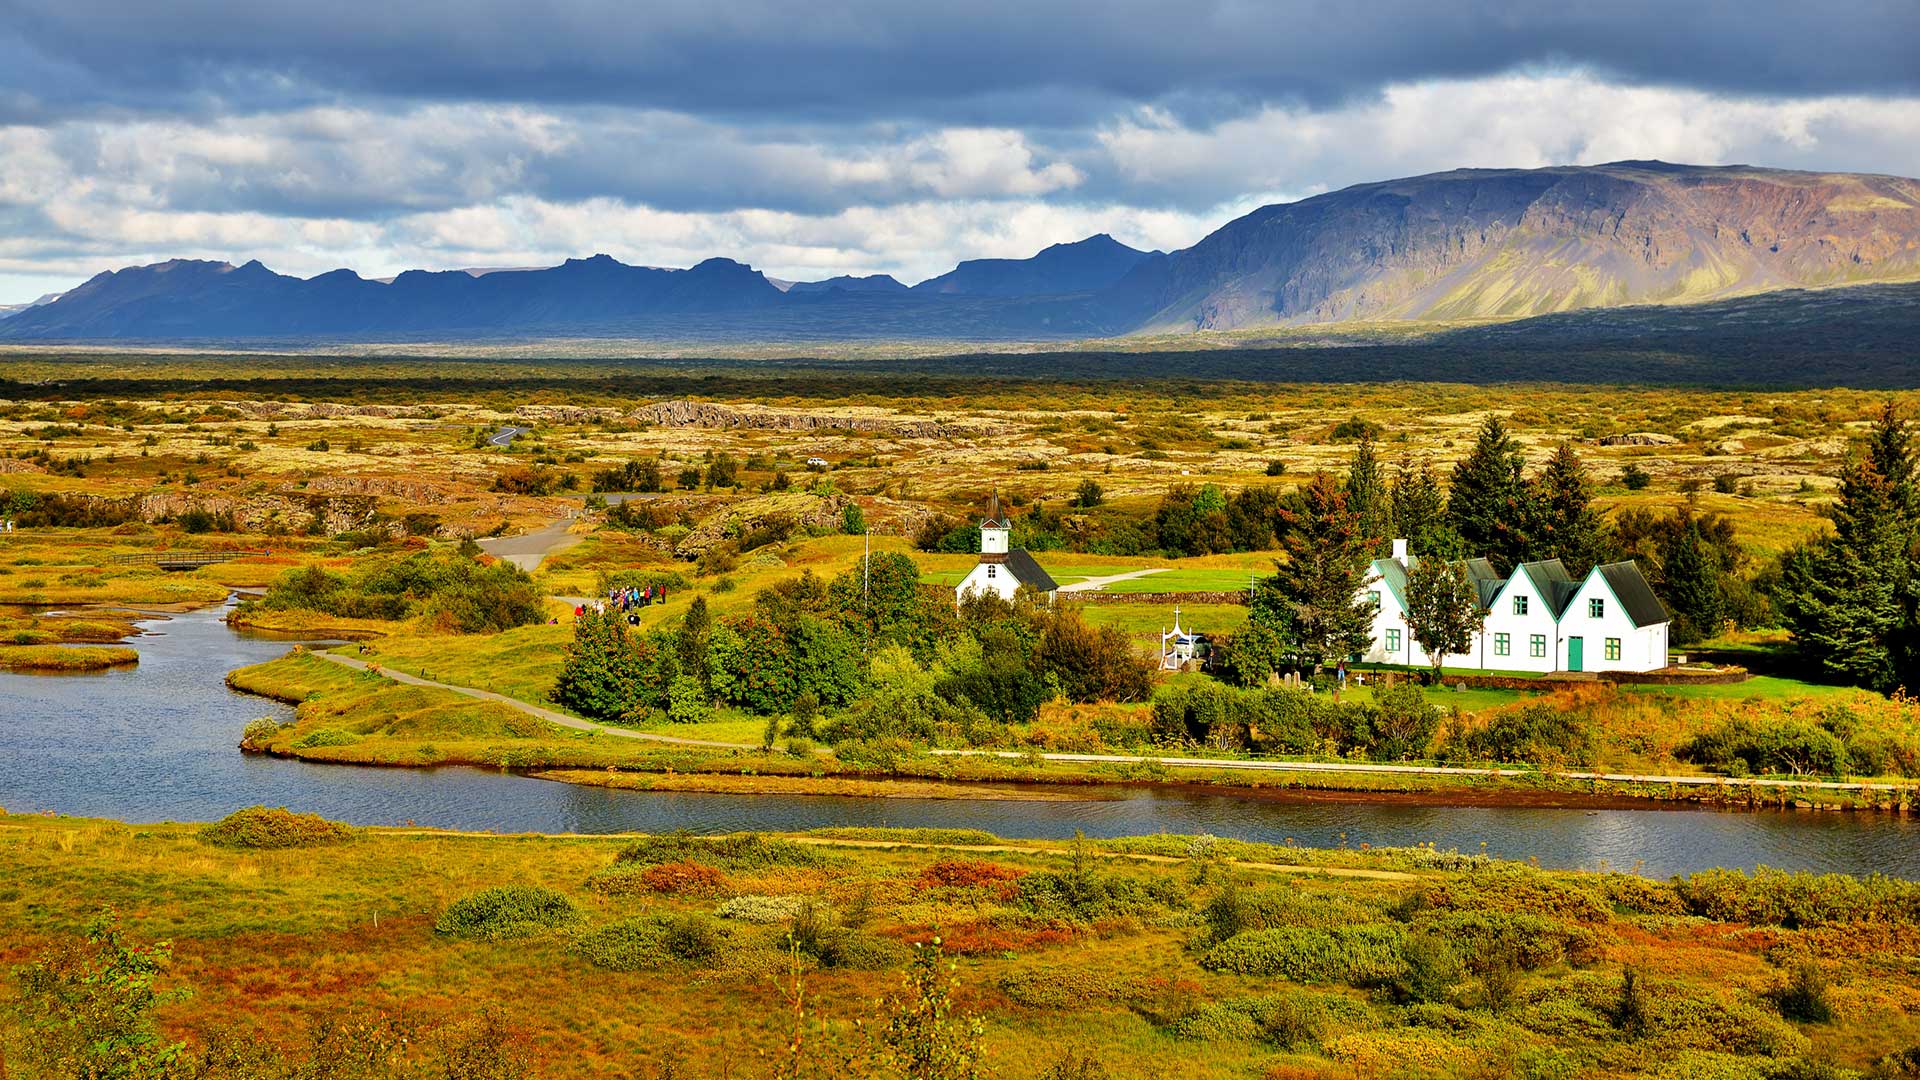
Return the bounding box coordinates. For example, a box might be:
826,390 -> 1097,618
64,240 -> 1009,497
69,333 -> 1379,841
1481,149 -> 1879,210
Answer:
4,161 -> 1918,343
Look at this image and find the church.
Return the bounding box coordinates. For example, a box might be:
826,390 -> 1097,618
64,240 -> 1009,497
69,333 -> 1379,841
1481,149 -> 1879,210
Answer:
953,497 -> 1058,605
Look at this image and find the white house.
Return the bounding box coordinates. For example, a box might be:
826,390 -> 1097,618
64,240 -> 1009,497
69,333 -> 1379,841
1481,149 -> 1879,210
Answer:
955,499 -> 1058,605
1359,539 -> 1670,674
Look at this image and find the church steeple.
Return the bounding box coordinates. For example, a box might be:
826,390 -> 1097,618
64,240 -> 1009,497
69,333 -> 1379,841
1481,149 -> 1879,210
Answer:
980,494 -> 1009,554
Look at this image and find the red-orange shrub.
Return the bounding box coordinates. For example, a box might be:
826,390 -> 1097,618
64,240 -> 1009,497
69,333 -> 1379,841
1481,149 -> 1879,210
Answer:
640,861 -> 728,896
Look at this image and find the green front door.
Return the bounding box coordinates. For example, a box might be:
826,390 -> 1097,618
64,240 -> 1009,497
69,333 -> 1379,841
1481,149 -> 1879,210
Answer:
1567,637 -> 1584,672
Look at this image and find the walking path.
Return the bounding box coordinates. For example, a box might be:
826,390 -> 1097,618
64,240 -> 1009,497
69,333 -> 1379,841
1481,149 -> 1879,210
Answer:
1058,567 -> 1171,593
309,650 -> 745,749
309,650 -> 1908,795
476,517 -> 584,571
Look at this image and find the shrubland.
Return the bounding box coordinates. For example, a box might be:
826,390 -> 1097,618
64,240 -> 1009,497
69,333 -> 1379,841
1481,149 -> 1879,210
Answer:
5,813 -> 1920,1079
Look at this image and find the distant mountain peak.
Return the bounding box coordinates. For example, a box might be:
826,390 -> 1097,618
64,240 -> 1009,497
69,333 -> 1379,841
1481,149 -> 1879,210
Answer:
911,233 -> 1160,297
7,162 -> 1919,343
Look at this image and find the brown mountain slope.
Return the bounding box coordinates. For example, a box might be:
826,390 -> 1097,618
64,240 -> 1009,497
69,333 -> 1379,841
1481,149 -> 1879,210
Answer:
1122,161 -> 1920,331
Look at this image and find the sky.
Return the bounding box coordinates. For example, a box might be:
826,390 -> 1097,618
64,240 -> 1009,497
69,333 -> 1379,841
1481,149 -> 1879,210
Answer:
2,1 -> 1919,303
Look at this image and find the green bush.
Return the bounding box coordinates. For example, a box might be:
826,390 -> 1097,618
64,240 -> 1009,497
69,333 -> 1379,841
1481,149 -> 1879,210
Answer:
715,894 -> 809,924
997,969 -> 1132,1009
1441,699 -> 1597,767
1200,926 -> 1407,985
1017,867 -> 1157,923
812,928 -> 911,970
611,832 -> 829,872
244,549 -> 544,632
570,913 -> 726,972
1771,961 -> 1835,1023
1171,990 -> 1373,1047
1675,868 -> 1920,928
434,885 -> 581,941
1409,866 -> 1612,925
1408,910 -> 1600,972
1205,882 -> 1385,943
1393,933 -> 1464,1003
292,728 -> 358,749
198,806 -> 353,849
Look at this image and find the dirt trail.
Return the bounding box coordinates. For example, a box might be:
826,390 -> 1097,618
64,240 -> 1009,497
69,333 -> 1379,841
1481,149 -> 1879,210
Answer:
309,650 -> 743,748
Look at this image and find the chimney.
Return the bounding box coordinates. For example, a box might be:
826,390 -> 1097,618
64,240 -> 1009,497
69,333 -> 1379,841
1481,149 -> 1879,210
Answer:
1391,538 -> 1409,564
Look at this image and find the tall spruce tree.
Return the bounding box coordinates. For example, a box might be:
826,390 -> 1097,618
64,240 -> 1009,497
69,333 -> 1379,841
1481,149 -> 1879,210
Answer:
1390,454 -> 1464,557
1271,472 -> 1378,670
1778,403 -> 1920,690
1448,416 -> 1531,571
1527,442 -> 1609,577
1662,517 -> 1725,645
1345,433 -> 1391,555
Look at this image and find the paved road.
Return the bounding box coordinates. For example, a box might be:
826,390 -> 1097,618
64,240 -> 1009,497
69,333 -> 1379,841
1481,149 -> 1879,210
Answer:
476,517 -> 584,571
488,425 -> 529,447
310,650 -> 747,749
1059,567 -> 1172,593
476,496 -> 658,571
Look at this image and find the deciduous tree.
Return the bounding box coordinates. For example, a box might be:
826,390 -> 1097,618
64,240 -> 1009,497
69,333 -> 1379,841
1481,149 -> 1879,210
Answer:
1404,556 -> 1485,680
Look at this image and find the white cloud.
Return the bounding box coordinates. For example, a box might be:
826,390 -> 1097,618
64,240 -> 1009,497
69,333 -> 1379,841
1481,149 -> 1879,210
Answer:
4,70 -> 1920,301
1097,71 -> 1920,204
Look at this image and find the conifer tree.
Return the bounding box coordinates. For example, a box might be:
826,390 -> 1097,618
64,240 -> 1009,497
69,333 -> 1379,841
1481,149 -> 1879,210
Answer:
1390,454 -> 1463,557
1270,472 -> 1377,670
1448,416 -> 1531,571
1345,433 -> 1391,554
1527,441 -> 1609,577
1778,403 -> 1920,690
1662,516 -> 1725,645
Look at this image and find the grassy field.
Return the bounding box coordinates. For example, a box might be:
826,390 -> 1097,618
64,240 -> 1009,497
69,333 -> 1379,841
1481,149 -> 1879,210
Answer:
3,810 -> 1918,1079
0,643 -> 138,670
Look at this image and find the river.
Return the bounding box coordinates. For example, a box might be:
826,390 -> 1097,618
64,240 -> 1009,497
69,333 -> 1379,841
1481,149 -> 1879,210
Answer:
2,602 -> 1916,880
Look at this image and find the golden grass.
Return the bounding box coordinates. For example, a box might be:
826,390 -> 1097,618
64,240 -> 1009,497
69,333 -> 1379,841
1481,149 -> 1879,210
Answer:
0,643 -> 138,670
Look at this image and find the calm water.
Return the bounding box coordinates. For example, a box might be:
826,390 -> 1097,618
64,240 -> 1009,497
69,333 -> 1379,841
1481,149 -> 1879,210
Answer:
3,602 -> 1917,880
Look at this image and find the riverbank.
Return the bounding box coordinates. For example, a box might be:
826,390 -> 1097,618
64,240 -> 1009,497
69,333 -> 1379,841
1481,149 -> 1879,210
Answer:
228,652 -> 1920,814
0,643 -> 138,671
3,808 -> 1917,1080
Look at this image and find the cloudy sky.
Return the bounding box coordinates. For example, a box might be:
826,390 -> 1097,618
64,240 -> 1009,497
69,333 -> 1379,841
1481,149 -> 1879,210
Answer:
3,1 -> 1919,303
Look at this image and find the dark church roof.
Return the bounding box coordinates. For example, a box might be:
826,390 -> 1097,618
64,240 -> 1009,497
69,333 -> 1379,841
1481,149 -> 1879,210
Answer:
1595,561 -> 1670,627
1004,548 -> 1058,592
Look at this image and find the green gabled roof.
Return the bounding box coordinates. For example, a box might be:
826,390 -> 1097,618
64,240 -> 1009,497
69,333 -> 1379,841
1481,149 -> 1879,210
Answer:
1516,559 -> 1580,617
1370,557 -> 1408,607
1595,561 -> 1670,627
1465,558 -> 1503,607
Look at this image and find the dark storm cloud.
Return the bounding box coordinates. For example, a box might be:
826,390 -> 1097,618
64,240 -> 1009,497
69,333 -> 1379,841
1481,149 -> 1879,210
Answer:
4,0 -> 1917,123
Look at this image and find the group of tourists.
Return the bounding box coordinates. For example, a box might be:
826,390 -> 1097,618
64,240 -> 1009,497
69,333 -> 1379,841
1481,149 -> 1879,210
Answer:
573,583 -> 669,625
